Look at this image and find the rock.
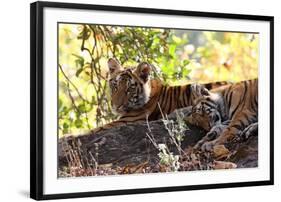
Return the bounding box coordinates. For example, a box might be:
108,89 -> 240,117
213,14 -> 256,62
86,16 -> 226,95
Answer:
58,106 -> 258,176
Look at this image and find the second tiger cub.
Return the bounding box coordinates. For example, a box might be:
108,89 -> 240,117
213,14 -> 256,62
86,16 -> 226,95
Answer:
186,79 -> 258,151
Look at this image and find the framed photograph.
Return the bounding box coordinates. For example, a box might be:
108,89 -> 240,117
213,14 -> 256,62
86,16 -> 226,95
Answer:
30,1 -> 274,200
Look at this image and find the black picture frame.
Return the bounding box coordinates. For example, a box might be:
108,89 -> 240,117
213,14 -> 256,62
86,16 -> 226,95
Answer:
30,1 -> 274,200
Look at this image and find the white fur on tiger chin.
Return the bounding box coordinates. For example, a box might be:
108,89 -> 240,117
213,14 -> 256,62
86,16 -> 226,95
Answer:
142,81 -> 152,104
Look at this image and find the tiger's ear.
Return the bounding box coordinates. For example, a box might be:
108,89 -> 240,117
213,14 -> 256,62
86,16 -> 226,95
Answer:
108,58 -> 123,75
136,62 -> 151,83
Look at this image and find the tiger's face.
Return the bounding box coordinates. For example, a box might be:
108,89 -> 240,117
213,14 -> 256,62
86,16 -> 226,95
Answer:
107,58 -> 152,114
185,94 -> 222,131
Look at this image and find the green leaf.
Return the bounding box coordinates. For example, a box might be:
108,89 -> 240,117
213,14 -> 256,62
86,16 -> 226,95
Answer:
182,59 -> 190,67
63,122 -> 69,129
182,68 -> 192,77
75,68 -> 84,77
74,119 -> 83,128
72,54 -> 85,68
78,104 -> 86,112
172,35 -> 182,44
168,44 -> 177,58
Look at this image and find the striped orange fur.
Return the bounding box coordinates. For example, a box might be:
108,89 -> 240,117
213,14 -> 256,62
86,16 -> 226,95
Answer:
92,58 -> 228,133
186,79 -> 258,151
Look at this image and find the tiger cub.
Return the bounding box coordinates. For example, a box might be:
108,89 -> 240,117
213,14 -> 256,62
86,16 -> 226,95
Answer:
186,79 -> 258,151
93,58 -> 226,132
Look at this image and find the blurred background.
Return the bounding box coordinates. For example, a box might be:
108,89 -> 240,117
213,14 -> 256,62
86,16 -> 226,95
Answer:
58,24 -> 258,136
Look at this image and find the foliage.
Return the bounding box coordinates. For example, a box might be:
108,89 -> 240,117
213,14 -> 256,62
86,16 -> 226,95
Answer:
157,110 -> 188,172
59,24 -> 258,136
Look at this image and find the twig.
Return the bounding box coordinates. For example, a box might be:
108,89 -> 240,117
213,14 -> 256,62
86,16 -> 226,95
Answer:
58,64 -> 87,102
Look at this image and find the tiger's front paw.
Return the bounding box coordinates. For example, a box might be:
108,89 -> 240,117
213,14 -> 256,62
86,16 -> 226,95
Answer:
240,122 -> 258,141
201,140 -> 217,152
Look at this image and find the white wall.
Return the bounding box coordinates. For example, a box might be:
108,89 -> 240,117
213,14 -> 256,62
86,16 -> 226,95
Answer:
0,0 -> 279,201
